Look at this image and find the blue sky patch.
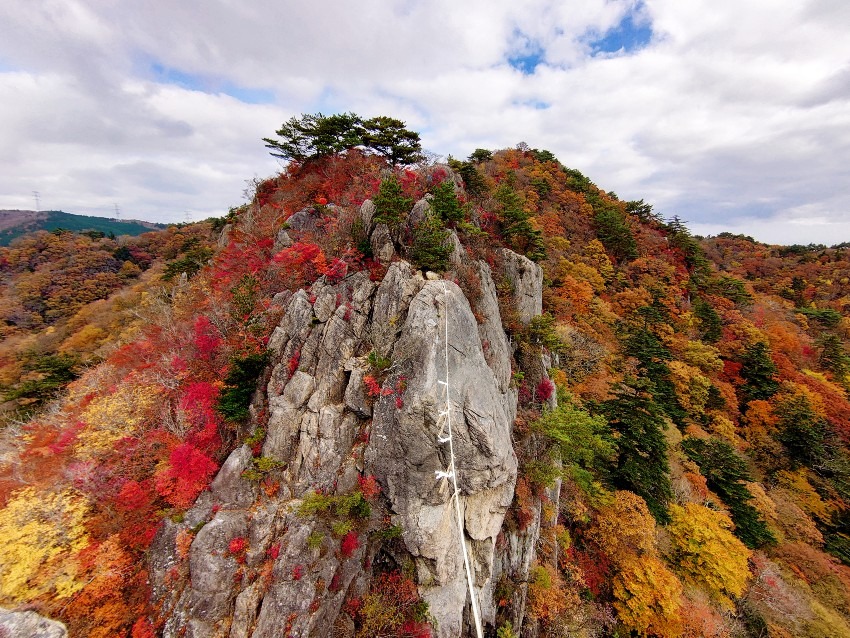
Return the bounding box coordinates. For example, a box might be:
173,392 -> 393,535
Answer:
514,99 -> 551,110
589,10 -> 653,55
149,62 -> 274,104
508,31 -> 546,75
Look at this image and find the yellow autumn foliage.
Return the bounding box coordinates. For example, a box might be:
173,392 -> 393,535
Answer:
668,503 -> 751,609
612,554 -> 683,637
0,487 -> 90,601
76,381 -> 160,456
590,492 -> 684,636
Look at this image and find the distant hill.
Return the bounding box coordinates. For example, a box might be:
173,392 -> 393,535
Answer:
0,209 -> 167,245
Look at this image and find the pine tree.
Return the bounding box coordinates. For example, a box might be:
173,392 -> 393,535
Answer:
681,437 -> 775,548
600,380 -> 674,523
408,213 -> 451,272
739,341 -> 779,407
373,175 -> 413,228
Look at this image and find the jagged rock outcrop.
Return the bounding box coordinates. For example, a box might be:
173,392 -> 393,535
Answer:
0,609 -> 67,638
150,238 -> 531,636
501,249 -> 543,326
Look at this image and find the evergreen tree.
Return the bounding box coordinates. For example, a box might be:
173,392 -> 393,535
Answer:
818,332 -> 850,384
623,324 -> 686,425
739,341 -> 779,407
408,213 -> 451,272
361,116 -> 423,165
682,437 -> 775,548
599,380 -> 674,523
373,175 -> 413,228
776,391 -> 827,469
263,112 -> 363,163
494,183 -> 546,262
594,204 -> 638,263
430,180 -> 465,223
692,297 -> 722,343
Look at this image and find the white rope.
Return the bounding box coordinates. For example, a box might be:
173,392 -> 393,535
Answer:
435,282 -> 485,638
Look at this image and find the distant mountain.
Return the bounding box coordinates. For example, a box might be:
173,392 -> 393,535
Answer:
0,209 -> 167,245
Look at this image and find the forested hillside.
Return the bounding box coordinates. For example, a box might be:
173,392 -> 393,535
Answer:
2,122 -> 850,638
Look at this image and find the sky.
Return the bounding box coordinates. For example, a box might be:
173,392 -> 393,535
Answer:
1,1 -> 849,245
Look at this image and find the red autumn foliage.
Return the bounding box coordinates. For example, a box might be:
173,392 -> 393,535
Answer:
358,474 -> 381,500
363,375 -> 382,397
536,378 -> 555,402
341,531 -> 360,558
155,442 -> 218,509
228,537 -> 247,555
193,315 -> 221,360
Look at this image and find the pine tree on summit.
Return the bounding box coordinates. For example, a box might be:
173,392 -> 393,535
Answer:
263,112 -> 422,166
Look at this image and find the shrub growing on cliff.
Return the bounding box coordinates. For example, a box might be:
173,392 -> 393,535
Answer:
409,213 -> 451,272
216,352 -> 269,422
373,175 -> 413,227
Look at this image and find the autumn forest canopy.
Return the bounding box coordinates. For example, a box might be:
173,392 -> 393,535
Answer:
3,114 -> 850,637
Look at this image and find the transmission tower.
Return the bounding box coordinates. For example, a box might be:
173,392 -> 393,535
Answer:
33,191 -> 40,212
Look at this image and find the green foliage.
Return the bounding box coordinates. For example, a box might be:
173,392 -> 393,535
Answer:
429,180 -> 465,223
666,216 -> 711,284
599,381 -> 674,523
241,456 -> 284,481
307,531 -> 325,549
531,396 -> 614,494
367,350 -> 391,372
739,341 -> 780,406
162,244 -> 214,281
409,213 -> 452,272
457,162 -> 487,197
494,183 -> 546,262
296,490 -> 371,520
798,306 -> 843,329
216,352 -> 269,422
693,297 -> 722,343
625,199 -> 662,224
373,175 -> 413,227
681,437 -> 775,548
332,519 -> 355,537
263,112 -> 363,163
594,204 -> 638,263
525,313 -> 564,352
709,275 -> 752,305
263,112 -> 422,165
230,274 -> 260,318
818,333 -> 850,382
496,621 -> 517,638
776,390 -> 828,468
623,326 -> 686,424
360,115 -> 423,165
2,353 -> 80,409
467,148 -> 492,163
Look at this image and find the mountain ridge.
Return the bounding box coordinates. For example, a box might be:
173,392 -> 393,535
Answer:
0,209 -> 167,245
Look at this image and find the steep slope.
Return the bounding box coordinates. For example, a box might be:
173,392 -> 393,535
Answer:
4,142 -> 850,638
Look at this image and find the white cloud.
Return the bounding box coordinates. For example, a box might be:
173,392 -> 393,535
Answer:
0,0 -> 848,243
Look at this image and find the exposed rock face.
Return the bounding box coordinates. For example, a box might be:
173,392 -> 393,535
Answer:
501,249 -> 543,325
150,250 -> 525,637
367,278 -> 517,635
0,609 -> 67,638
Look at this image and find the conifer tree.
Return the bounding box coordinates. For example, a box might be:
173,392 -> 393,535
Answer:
739,341 -> 779,407
373,175 -> 413,228
682,437 -> 775,548
599,380 -> 674,523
